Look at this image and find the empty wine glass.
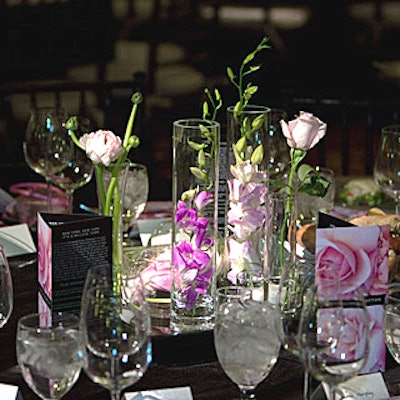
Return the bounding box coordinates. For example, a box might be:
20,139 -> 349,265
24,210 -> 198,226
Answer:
0,245 -> 13,328
299,287 -> 369,400
16,312 -> 83,400
23,107 -> 73,209
80,265 -> 151,400
374,125 -> 400,214
51,117 -> 94,212
121,162 -> 149,247
385,284 -> 400,364
214,286 -> 281,400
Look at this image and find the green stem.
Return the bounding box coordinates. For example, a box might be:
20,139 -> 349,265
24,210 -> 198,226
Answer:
96,165 -> 106,213
279,148 -> 307,273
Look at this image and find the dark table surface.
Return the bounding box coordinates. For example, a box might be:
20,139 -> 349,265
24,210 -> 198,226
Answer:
0,253 -> 306,400
3,252 -> 400,400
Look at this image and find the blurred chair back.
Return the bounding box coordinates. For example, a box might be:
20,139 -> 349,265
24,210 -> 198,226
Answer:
286,96 -> 400,176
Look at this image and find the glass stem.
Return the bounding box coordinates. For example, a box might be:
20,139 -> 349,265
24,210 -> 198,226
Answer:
240,388 -> 256,400
67,190 -> 74,213
303,370 -> 311,400
110,390 -> 121,400
395,199 -> 400,215
328,384 -> 336,400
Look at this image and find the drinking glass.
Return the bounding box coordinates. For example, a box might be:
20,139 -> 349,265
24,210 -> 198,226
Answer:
214,286 -> 281,400
384,284 -> 400,394
384,283 -> 400,364
80,265 -> 151,400
0,246 -> 13,328
374,125 -> 400,214
121,162 -> 149,246
299,287 -> 369,400
16,312 -> 83,400
23,107 -> 73,209
51,117 -> 94,212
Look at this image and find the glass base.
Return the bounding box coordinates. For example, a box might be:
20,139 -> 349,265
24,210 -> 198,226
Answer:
170,293 -> 215,334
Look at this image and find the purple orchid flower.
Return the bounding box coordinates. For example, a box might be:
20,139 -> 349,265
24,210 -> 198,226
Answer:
194,190 -> 213,211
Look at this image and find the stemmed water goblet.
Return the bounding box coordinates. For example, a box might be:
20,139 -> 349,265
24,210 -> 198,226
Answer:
16,312 -> 83,400
213,286 -> 281,400
374,125 -> 400,214
51,116 -> 94,212
23,107 -> 73,210
0,245 -> 13,328
80,265 -> 151,400
384,283 -> 400,394
298,286 -> 369,400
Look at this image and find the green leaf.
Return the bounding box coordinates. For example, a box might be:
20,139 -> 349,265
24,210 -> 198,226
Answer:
251,114 -> 265,131
227,67 -> 235,81
181,189 -> 196,202
198,149 -> 206,167
243,53 -> 255,65
188,140 -> 206,151
190,167 -> 207,181
250,144 -> 264,164
297,164 -> 314,183
235,136 -> 247,153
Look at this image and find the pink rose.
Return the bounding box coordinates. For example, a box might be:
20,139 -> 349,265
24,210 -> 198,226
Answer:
280,111 -> 327,151
79,130 -> 124,166
139,247 -> 174,293
316,226 -> 382,294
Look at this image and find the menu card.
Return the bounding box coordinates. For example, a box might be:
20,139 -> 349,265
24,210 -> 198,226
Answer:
37,212 -> 112,316
316,213 -> 389,373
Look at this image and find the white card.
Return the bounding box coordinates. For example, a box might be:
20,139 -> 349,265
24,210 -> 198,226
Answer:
0,223 -> 36,257
123,386 -> 193,400
322,373 -> 390,399
0,383 -> 21,400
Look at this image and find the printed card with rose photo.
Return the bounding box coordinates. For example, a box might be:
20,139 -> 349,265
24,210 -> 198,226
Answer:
316,213 -> 389,373
37,212 -> 112,316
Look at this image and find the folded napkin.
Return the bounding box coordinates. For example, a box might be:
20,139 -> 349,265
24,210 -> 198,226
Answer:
0,383 -> 24,400
0,223 -> 36,257
123,387 -> 193,400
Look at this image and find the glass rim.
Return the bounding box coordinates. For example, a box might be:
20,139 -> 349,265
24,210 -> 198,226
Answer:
227,104 -> 271,114
18,312 -> 80,330
382,125 -> 400,134
173,118 -> 220,129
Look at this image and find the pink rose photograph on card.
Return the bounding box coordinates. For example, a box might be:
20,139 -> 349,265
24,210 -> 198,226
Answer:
316,222 -> 389,373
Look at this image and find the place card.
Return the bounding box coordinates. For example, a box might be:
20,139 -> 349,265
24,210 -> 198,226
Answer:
317,213 -> 389,373
37,212 -> 112,316
322,372 -> 390,400
0,383 -> 24,400
123,387 -> 193,400
0,223 -> 36,257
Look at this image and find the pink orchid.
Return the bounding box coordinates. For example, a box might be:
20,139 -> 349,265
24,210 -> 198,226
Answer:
230,160 -> 267,185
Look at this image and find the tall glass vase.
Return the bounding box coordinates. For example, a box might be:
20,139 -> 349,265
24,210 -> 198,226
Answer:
171,118 -> 220,334
265,191 -> 299,305
219,105 -> 270,289
96,161 -> 130,273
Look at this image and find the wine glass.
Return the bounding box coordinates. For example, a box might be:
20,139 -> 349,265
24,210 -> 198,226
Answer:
16,312 -> 83,400
80,265 -> 151,400
214,286 -> 281,400
23,107 -> 73,209
51,117 -> 94,212
374,125 -> 400,214
299,287 -> 369,400
121,162 -> 149,247
0,245 -> 13,328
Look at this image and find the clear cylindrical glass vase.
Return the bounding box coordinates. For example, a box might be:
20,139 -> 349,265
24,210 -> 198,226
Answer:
171,118 -> 220,334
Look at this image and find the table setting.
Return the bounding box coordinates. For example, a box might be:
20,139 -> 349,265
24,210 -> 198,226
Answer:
2,34 -> 400,400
